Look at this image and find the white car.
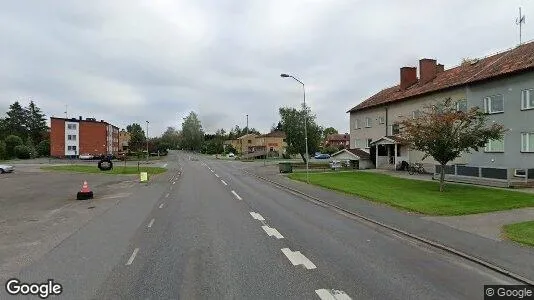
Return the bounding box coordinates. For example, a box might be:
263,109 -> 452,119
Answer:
79,154 -> 94,160
227,153 -> 235,158
0,164 -> 14,173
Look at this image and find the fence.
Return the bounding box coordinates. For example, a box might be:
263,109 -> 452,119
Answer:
434,164 -> 534,188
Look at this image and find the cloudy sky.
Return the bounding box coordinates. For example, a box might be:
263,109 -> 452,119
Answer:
0,0 -> 531,135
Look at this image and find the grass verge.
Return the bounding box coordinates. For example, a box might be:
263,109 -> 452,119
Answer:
503,221 -> 534,247
41,165 -> 167,175
288,172 -> 534,216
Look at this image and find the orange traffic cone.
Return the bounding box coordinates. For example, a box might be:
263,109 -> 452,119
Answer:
77,180 -> 94,200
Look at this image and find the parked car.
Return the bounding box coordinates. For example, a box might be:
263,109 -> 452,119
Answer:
314,153 -> 331,159
79,154 -> 94,160
0,164 -> 14,173
227,153 -> 235,158
329,160 -> 342,170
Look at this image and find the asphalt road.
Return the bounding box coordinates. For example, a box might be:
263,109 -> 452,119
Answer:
4,151 -> 521,299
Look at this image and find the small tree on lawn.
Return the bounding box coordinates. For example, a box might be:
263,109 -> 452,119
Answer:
396,98 -> 506,192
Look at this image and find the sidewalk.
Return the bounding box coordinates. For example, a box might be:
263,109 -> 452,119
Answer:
247,165 -> 534,281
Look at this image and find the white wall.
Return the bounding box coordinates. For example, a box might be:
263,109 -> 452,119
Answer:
64,121 -> 79,156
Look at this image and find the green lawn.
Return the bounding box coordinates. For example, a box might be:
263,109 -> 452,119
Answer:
503,221 -> 534,247
288,172 -> 534,216
41,165 -> 167,175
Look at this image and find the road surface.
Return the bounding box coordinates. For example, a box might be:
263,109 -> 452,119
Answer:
5,151 -> 519,299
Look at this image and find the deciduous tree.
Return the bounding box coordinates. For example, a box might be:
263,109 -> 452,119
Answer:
397,98 -> 506,192
181,111 -> 204,151
126,123 -> 146,151
279,104 -> 322,163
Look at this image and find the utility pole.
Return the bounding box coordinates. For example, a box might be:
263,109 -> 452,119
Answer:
146,121 -> 149,163
64,105 -> 68,118
246,114 -> 249,134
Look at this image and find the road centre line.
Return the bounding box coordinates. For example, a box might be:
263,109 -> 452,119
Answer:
281,248 -> 316,269
315,289 -> 352,300
221,180 -> 228,186
126,248 -> 139,265
249,212 -> 265,221
147,219 -> 155,228
165,193 -> 169,198
215,174 -> 220,178
231,190 -> 242,200
261,225 -> 284,239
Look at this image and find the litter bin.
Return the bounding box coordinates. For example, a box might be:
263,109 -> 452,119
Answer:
279,162 -> 293,173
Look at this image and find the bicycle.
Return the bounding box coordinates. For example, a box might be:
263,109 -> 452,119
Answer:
408,162 -> 426,175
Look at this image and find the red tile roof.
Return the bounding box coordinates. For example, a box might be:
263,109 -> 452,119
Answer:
261,131 -> 286,138
348,41 -> 534,112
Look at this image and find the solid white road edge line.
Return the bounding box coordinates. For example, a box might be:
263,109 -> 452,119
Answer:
249,212 -> 265,221
261,225 -> 284,239
315,289 -> 352,300
147,218 -> 155,228
281,248 -> 316,269
126,248 -> 139,265
159,203 -> 165,209
221,180 -> 228,186
231,190 -> 242,200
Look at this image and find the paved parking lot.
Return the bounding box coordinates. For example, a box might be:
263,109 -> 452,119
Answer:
0,164 -> 139,280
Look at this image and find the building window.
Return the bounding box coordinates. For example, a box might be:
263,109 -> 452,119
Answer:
521,89 -> 534,110
456,99 -> 468,112
483,95 -> 504,114
354,119 -> 359,129
67,124 -> 77,130
521,133 -> 534,152
354,139 -> 361,148
485,138 -> 504,152
67,134 -> 77,141
365,138 -> 372,148
392,124 -> 400,135
378,116 -> 385,124
67,146 -> 77,151
365,117 -> 371,128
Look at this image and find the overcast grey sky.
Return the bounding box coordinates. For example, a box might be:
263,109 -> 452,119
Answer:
0,0 -> 531,135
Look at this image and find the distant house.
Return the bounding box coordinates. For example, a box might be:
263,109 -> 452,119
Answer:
324,133 -> 350,149
118,129 -> 131,152
223,131 -> 287,157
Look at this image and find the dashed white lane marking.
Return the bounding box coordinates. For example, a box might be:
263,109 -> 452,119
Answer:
261,225 -> 284,239
159,203 -> 165,209
147,218 -> 155,228
172,181 -> 176,185
165,193 -> 169,198
210,169 -> 215,173
281,248 -> 316,269
231,190 -> 242,200
163,163 -> 168,168
249,212 -> 265,221
315,289 -> 352,300
215,174 -> 220,178
221,180 -> 228,186
126,248 -> 139,265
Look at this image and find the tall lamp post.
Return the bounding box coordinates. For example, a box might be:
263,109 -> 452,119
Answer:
280,73 -> 309,184
146,121 -> 149,163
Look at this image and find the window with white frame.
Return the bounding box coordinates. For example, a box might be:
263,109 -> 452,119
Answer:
378,116 -> 385,124
67,146 -> 77,151
521,133 -> 534,152
456,99 -> 468,112
354,139 -> 361,148
484,137 -> 504,152
365,117 -> 371,128
354,119 -> 359,129
67,134 -> 77,141
365,138 -> 372,148
67,124 -> 77,130
483,95 -> 504,114
521,89 -> 534,110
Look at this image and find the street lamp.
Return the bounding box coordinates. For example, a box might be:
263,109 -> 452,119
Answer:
146,121 -> 149,163
280,73 -> 309,184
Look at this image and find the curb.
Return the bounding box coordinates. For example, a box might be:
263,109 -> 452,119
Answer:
243,169 -> 534,286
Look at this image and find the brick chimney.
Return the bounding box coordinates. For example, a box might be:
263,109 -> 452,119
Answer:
419,58 -> 437,84
400,67 -> 417,90
436,63 -> 444,73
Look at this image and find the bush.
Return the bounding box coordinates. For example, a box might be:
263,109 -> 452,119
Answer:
0,140 -> 6,160
14,145 -> 32,159
5,135 -> 23,158
37,140 -> 50,157
282,153 -> 291,159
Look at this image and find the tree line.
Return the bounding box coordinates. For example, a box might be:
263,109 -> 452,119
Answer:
0,101 -> 49,160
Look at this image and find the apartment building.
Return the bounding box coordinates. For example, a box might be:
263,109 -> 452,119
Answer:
50,116 -> 120,158
224,131 -> 287,156
348,41 -> 534,172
